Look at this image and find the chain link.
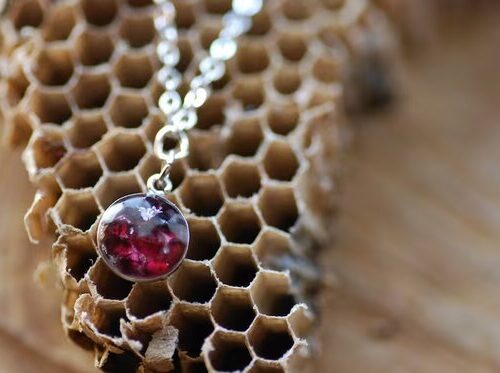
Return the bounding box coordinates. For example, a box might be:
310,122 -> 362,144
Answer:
148,0 -> 263,194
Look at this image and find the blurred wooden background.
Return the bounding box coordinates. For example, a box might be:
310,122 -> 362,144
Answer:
314,11 -> 500,373
1,10 -> 500,373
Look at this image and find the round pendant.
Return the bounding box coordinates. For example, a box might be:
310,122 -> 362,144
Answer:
97,193 -> 189,282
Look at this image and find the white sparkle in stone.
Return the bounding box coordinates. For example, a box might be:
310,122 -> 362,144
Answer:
139,206 -> 162,221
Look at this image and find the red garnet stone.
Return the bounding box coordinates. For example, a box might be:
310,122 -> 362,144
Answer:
97,193 -> 189,282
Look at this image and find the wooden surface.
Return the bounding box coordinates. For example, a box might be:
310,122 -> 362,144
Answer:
0,150 -> 96,373
315,13 -> 500,373
1,12 -> 500,373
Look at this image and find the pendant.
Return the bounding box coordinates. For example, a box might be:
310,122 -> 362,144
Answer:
96,193 -> 189,282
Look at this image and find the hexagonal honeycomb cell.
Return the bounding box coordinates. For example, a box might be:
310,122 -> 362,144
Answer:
248,317 -> 295,360
212,287 -> 256,331
0,0 -> 396,370
206,331 -> 253,372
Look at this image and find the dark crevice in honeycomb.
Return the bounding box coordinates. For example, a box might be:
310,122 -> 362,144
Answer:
259,186 -> 299,232
98,133 -> 146,172
115,53 -> 154,89
32,48 -> 74,87
212,288 -> 256,331
267,102 -> 300,136
214,246 -> 258,287
30,90 -> 72,125
170,263 -> 217,304
219,204 -> 261,244
222,160 -> 261,198
76,31 -> 115,66
72,73 -> 111,110
32,131 -> 67,169
226,117 -> 264,157
233,77 -> 265,110
119,15 -> 155,49
263,141 -> 300,182
208,333 -> 252,372
81,0 -> 118,27
96,173 -> 143,209
180,174 -> 224,217
6,68 -> 29,107
11,0 -> 44,30
249,318 -> 294,360
55,192 -> 100,231
236,42 -> 270,74
251,272 -> 296,317
43,4 -> 77,42
171,305 -> 214,358
63,236 -> 98,281
109,94 -> 149,128
9,112 -> 33,146
94,307 -> 127,337
101,351 -> 140,373
278,32 -> 308,62
91,262 -> 134,300
186,218 -> 221,260
196,95 -> 226,130
68,114 -> 108,149
274,65 -> 302,95
127,282 -> 172,318
56,151 -> 103,189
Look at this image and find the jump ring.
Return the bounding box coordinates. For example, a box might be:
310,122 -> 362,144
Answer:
153,125 -> 189,161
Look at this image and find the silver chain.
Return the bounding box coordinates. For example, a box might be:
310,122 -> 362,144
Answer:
147,0 -> 263,194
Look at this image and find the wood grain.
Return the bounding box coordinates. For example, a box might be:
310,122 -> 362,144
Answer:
1,11 -> 500,373
0,150 -> 96,372
315,13 -> 500,373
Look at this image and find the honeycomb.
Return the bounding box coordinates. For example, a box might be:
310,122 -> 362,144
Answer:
0,0 -> 394,371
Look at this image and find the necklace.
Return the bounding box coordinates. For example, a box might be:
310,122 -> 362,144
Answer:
96,0 -> 263,282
